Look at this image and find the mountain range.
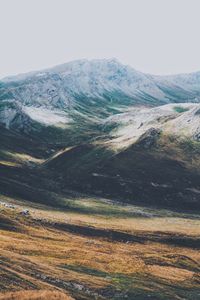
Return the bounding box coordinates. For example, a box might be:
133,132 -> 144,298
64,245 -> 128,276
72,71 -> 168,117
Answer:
0,59 -> 200,212
1,58 -> 200,130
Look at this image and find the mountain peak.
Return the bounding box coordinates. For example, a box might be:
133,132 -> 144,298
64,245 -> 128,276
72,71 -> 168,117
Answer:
1,58 -> 200,132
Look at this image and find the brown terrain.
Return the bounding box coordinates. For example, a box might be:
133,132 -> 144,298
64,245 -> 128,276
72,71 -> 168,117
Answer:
0,192 -> 199,300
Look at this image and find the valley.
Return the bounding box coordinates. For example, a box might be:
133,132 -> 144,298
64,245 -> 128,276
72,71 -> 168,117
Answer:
0,59 -> 200,299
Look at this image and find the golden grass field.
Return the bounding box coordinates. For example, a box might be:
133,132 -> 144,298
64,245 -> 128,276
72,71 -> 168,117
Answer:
0,193 -> 199,300
0,290 -> 74,300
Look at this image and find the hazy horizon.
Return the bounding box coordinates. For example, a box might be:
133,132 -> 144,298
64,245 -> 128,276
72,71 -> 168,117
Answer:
1,0 -> 200,78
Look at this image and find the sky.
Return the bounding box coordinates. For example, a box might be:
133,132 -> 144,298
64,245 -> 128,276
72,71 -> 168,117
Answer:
0,0 -> 200,78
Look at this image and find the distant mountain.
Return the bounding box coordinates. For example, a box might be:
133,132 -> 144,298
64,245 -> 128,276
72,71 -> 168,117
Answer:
1,59 -> 200,135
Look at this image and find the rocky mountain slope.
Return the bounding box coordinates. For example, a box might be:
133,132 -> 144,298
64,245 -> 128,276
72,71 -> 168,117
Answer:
1,59 -> 200,136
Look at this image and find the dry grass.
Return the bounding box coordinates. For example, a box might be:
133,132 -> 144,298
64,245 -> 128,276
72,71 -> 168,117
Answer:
0,290 -> 74,300
0,198 -> 199,299
0,161 -> 20,167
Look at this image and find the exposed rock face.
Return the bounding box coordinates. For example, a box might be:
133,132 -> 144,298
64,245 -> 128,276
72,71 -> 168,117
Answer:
137,128 -> 161,149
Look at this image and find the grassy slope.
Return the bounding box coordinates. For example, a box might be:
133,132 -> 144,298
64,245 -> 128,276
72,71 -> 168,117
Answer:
0,195 -> 199,300
45,133 -> 200,212
1,122 -> 200,212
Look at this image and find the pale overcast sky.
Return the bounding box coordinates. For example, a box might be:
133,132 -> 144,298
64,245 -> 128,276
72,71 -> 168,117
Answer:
0,0 -> 200,78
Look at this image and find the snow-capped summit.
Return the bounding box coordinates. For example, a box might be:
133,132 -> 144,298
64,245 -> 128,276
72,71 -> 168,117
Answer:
1,59 -> 200,131
1,58 -> 167,107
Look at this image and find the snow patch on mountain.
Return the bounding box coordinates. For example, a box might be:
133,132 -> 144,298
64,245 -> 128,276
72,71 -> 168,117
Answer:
23,107 -> 70,126
105,103 -> 200,149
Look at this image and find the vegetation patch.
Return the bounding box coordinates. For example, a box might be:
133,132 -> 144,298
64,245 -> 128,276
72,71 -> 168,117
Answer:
173,106 -> 189,113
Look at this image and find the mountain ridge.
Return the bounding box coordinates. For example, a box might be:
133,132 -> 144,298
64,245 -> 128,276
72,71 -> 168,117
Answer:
1,58 -> 200,136
2,58 -> 200,82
